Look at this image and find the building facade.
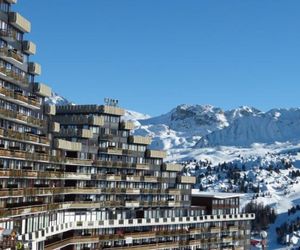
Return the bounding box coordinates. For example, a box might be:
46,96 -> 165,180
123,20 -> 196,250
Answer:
0,0 -> 55,249
0,1 -> 254,250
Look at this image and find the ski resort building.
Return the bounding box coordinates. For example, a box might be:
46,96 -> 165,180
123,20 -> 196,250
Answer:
0,1 -> 255,249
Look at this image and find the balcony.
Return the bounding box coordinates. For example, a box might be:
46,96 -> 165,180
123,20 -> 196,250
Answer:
0,201 -> 123,218
28,62 -> 41,75
106,174 -> 122,181
120,121 -> 135,130
126,175 -> 141,182
163,163 -> 183,172
122,149 -> 145,157
168,201 -> 182,207
178,176 -> 196,184
210,226 -> 221,233
0,66 -> 29,87
33,82 -> 52,97
72,201 -> 123,209
65,158 -> 93,166
54,139 -> 82,151
100,105 -> 125,116
26,152 -> 49,162
0,47 -> 23,63
125,188 -> 140,195
22,41 -> 36,55
58,128 -> 93,139
0,29 -> 18,42
81,129 -> 93,138
101,133 -> 114,140
8,12 -> 31,33
222,237 -> 233,243
128,135 -> 152,145
55,115 -> 104,126
51,122 -> 60,133
99,147 -> 123,155
0,107 -> 45,127
0,86 -> 40,108
0,148 -> 44,161
125,201 -> 140,208
0,128 -> 49,145
0,169 -> 91,181
229,225 -> 239,232
146,149 -> 166,159
135,163 -> 150,170
44,104 -> 56,115
89,115 -> 104,126
144,176 -> 158,183
168,189 -> 182,195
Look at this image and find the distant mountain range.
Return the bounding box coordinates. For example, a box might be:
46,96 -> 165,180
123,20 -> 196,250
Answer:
128,104 -> 300,150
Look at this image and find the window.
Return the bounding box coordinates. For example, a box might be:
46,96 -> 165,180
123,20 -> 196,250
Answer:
0,2 -> 9,12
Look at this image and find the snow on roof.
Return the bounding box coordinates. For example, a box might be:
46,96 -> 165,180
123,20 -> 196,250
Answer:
192,190 -> 244,199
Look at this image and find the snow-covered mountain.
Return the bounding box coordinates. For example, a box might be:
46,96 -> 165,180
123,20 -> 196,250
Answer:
131,104 -> 231,150
126,104 -> 300,151
196,108 -> 300,147
45,92 -> 73,106
123,110 -> 151,127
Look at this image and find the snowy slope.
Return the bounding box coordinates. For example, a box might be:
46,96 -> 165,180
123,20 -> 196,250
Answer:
196,108 -> 300,147
182,144 -> 300,250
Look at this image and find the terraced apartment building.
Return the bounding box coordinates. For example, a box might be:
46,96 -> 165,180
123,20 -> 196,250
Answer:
0,1 -> 255,250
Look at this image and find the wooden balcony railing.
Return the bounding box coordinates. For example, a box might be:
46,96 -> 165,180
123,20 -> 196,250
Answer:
210,226 -> 221,233
65,157 -> 93,165
144,176 -> 158,183
0,47 -> 23,63
0,66 -> 30,86
0,107 -> 45,127
0,86 -> 39,108
99,147 -> 123,155
0,201 -> 124,218
0,169 -> 91,180
0,148 -> 52,163
0,127 -> 49,145
93,160 -> 160,171
0,29 -> 18,41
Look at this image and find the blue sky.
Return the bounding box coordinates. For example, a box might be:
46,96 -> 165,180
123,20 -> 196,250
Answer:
15,0 -> 300,115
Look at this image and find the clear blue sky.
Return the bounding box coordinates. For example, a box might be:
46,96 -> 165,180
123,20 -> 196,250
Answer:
15,0 -> 300,115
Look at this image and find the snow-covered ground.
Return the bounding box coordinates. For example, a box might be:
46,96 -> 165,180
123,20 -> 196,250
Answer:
181,145 -> 300,250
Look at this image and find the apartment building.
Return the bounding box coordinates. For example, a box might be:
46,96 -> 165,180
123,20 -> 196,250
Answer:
0,0 -> 55,249
0,1 -> 254,249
